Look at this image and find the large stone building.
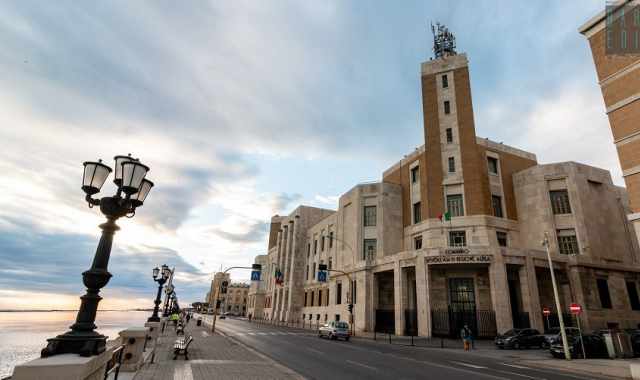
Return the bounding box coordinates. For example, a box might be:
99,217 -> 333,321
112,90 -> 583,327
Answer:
221,283 -> 249,316
580,0 -> 640,249
251,29 -> 640,338
247,254 -> 268,319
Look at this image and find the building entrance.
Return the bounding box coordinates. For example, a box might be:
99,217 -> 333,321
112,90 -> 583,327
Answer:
448,277 -> 476,337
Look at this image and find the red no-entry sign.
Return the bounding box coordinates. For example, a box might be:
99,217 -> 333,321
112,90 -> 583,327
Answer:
542,307 -> 551,316
569,303 -> 582,315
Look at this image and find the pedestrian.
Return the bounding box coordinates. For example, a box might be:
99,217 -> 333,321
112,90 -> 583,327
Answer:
186,313 -> 191,324
248,313 -> 252,323
461,324 -> 472,351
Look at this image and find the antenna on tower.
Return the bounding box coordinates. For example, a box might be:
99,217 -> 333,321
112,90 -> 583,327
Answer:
430,22 -> 457,59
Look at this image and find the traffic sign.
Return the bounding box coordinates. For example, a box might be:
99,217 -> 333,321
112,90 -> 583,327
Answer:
317,270 -> 327,282
251,270 -> 261,281
569,303 -> 582,315
542,307 -> 551,316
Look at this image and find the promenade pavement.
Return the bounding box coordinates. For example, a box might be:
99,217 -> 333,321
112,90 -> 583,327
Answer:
133,319 -> 301,380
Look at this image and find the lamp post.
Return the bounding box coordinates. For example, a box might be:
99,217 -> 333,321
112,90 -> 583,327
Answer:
543,232 -> 571,360
148,265 -> 170,322
41,154 -> 154,357
163,282 -> 175,317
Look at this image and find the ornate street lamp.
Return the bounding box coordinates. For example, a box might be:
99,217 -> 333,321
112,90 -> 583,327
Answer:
163,283 -> 175,317
148,265 -> 170,322
41,154 -> 154,357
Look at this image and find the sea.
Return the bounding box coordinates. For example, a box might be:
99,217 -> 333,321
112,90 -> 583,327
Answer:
0,310 -> 149,379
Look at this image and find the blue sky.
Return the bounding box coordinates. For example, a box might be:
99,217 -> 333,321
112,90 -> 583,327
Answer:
0,1 -> 616,309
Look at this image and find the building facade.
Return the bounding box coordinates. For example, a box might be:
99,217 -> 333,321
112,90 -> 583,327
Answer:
247,254 -> 268,319
580,0 -> 640,250
222,283 -> 249,316
250,32 -> 640,337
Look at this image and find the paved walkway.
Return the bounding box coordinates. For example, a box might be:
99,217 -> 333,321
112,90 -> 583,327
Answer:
133,320 -> 301,380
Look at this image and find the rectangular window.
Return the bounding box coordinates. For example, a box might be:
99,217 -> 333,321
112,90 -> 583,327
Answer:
550,190 -> 572,214
492,195 -> 503,218
304,292 -> 308,306
496,231 -> 508,247
318,289 -> 323,306
597,278 -> 612,309
306,265 -> 309,280
556,229 -> 579,255
312,263 -> 316,280
328,257 -> 333,270
352,280 -> 357,304
449,230 -> 467,247
487,157 -> 498,174
321,234 -> 325,251
447,194 -> 464,217
446,128 -> 453,143
444,100 -> 451,114
364,206 -> 377,226
442,74 -> 448,88
337,283 -> 342,304
414,235 -> 423,250
626,281 -> 640,310
326,289 -> 330,305
335,314 -> 340,321
313,239 -> 318,254
329,231 -> 334,248
411,166 -> 419,183
448,157 -> 455,173
413,202 -> 421,224
307,243 -> 311,257
363,238 -> 377,260
311,290 -> 315,307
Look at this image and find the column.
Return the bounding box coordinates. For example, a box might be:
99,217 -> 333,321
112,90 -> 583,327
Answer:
285,219 -> 298,321
489,257 -> 513,334
415,255 -> 431,336
521,257 -> 543,331
568,266 -> 591,331
394,260 -> 405,335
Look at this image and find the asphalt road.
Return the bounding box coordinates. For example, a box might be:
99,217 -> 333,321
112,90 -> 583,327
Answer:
204,316 -> 607,380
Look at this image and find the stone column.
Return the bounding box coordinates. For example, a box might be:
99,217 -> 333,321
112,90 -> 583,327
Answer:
285,219 -> 298,321
12,350 -> 113,380
415,256 -> 431,336
568,266 -> 591,331
521,257 -> 543,331
118,327 -> 149,372
394,260 -> 405,335
489,257 -> 513,334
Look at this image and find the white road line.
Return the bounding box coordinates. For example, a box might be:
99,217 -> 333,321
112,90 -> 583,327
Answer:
501,363 -> 531,370
247,332 -> 256,335
493,369 -> 545,380
346,360 -> 378,371
450,361 -> 487,369
173,363 -> 193,380
258,332 -> 267,335
306,347 -> 324,355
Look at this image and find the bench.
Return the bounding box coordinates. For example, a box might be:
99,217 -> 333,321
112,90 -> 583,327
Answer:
176,323 -> 185,336
173,335 -> 193,360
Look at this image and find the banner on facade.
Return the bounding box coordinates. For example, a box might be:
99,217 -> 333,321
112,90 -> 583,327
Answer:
425,254 -> 492,265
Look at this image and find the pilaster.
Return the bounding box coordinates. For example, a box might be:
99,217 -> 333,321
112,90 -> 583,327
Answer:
489,256 -> 513,334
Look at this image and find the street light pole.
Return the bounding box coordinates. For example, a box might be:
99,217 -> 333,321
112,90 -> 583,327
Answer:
543,232 -> 571,360
148,265 -> 170,322
210,266 -> 255,333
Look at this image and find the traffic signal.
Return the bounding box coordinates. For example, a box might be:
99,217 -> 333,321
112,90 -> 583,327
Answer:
318,264 -> 327,271
220,280 -> 228,294
348,303 -> 353,313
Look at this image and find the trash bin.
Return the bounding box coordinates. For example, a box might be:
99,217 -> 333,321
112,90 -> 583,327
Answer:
197,318 -> 202,327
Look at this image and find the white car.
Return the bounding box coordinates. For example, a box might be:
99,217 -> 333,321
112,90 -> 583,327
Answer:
318,321 -> 350,341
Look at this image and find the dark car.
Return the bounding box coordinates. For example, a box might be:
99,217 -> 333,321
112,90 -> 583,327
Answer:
626,329 -> 640,356
542,327 -> 581,348
495,328 -> 545,349
550,333 -> 609,359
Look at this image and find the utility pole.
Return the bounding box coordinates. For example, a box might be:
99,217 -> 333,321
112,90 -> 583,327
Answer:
211,266 -> 256,334
543,232 -> 571,360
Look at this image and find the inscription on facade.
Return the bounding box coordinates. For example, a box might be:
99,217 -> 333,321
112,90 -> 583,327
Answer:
425,254 -> 492,264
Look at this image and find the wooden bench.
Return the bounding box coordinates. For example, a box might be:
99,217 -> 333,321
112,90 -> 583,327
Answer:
176,323 -> 185,336
173,335 -> 193,360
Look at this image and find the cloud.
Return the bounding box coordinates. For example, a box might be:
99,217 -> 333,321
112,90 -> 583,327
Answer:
208,221 -> 269,244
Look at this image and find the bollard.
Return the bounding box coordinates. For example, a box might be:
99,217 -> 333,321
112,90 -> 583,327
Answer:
388,333 -> 392,344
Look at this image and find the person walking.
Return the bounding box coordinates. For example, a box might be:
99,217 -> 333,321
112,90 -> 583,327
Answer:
461,324 -> 472,351
186,313 -> 191,325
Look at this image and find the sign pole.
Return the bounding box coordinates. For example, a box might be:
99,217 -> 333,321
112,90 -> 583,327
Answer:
544,232 -> 571,360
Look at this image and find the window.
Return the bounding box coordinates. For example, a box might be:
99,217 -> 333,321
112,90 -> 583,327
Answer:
306,265 -> 309,280
449,231 -> 466,247
487,157 -> 498,174
329,231 -> 334,248
326,289 -> 330,305
627,281 -> 640,310
496,231 -> 508,247
411,166 -> 419,183
549,190 -> 572,214
492,195 -> 503,218
312,263 -> 316,280
556,229 -> 579,255
328,257 -> 333,270
363,239 -> 376,260
444,100 -> 451,114
352,280 -> 357,304
337,283 -> 342,304
311,290 -> 315,306
446,128 -> 453,143
413,202 -> 421,224
414,235 -> 423,250
335,314 -> 340,321
313,239 -> 318,254
318,289 -> 323,306
321,233 -> 325,251
448,157 -> 455,173
307,243 -> 310,257
304,292 -> 308,306
442,74 -> 448,88
447,194 -> 464,217
597,278 -> 612,309
364,206 -> 377,226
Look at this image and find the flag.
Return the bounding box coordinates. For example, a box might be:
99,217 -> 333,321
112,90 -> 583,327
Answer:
438,211 -> 451,222
274,268 -> 283,285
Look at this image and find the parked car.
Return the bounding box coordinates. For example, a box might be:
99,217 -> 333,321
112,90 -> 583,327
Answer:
542,327 -> 580,348
219,312 -> 226,319
550,333 -> 609,359
626,329 -> 640,356
318,321 -> 350,341
495,328 -> 545,349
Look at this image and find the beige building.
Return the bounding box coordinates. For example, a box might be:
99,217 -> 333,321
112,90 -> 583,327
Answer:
222,283 -> 249,316
580,0 -> 640,250
254,28 -> 640,338
207,272 -> 230,312
248,255 -> 268,319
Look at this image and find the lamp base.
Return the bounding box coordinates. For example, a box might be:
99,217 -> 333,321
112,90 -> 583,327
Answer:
147,316 -> 161,322
41,331 -> 107,358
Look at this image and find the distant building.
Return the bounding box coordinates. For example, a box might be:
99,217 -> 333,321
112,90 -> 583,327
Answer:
580,0 -> 640,251
252,26 -> 640,336
222,283 -> 249,316
248,255 -> 268,319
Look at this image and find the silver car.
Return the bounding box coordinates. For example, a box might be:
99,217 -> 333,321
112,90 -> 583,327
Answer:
318,321 -> 350,341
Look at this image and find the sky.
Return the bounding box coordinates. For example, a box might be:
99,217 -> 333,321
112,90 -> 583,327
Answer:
0,1 -> 617,310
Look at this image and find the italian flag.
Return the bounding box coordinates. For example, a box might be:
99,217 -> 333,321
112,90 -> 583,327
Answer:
438,211 -> 451,222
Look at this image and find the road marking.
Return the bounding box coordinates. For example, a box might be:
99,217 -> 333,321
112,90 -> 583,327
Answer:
346,360 -> 378,371
450,361 -> 487,369
247,332 -> 256,335
501,363 -> 530,370
493,370 -> 544,379
258,332 -> 267,335
306,347 -> 324,355
173,363 -> 193,380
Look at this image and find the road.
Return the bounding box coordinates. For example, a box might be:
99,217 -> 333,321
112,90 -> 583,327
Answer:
202,316 -> 607,380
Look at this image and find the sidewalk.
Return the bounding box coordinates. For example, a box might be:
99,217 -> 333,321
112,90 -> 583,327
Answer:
133,320 -> 301,380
